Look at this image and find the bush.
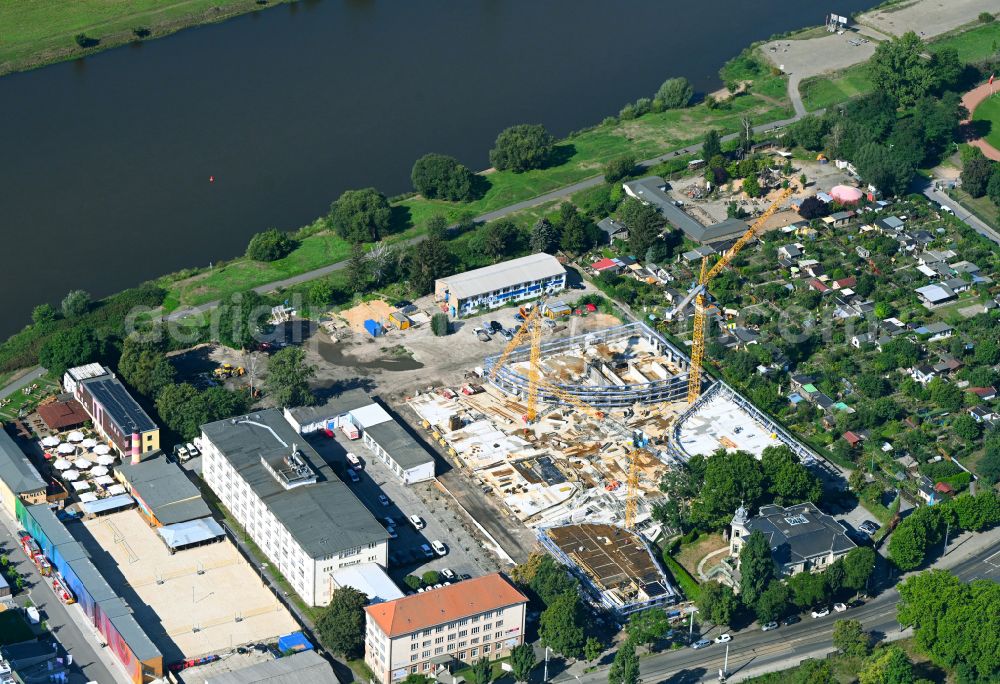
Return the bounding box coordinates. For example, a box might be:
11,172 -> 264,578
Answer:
411,153 -> 476,201
603,155 -> 636,183
489,124 -> 555,172
431,313 -> 450,336
74,33 -> 99,48
979,11 -> 995,23
61,290 -> 91,318
246,229 -> 296,262
655,77 -> 694,109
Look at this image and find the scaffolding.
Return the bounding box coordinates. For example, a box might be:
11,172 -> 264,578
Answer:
484,322 -> 690,407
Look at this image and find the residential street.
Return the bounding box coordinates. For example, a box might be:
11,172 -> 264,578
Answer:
551,527 -> 1000,683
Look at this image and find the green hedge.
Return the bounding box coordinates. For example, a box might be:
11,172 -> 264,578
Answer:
661,550 -> 701,602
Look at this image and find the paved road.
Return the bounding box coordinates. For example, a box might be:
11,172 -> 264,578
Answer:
0,366 -> 46,400
163,115 -> 804,324
552,527 -> 1000,683
922,182 -> 1000,247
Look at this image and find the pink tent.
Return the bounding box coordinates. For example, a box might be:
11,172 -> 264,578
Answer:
830,185 -> 863,204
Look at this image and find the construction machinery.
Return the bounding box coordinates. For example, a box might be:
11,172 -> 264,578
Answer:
213,364 -> 246,379
673,186 -> 795,404
489,304 -> 651,529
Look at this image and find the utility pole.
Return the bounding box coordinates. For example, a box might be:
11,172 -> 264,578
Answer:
943,518 -> 950,555
543,646 -> 550,683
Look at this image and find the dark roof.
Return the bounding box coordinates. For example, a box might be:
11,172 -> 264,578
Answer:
743,502 -> 855,568
0,428 -> 45,495
206,650 -> 339,684
99,596 -> 161,662
117,455 -> 212,525
36,398 -> 89,430
596,217 -> 628,237
201,410 -> 388,558
363,420 -> 434,471
80,374 -> 156,434
285,388 -> 374,426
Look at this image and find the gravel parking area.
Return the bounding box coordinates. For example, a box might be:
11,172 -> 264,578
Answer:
858,0 -> 996,38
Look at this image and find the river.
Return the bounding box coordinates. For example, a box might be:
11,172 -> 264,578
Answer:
0,0 -> 874,340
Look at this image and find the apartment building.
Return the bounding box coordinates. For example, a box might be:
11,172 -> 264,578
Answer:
200,409 -> 388,606
434,253 -> 566,318
364,574 -> 528,684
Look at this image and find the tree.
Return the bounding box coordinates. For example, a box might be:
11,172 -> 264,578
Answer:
974,338 -> 1000,365
477,218 -> 518,262
789,115 -> 828,151
952,414 -> 980,441
529,555 -> 578,606
558,203 -> 597,255
603,155 -> 636,183
489,124 -> 555,172
739,530 -> 776,608
696,581 -> 739,627
411,153 -> 475,201
859,646 -> 915,684
655,77 -> 694,109
855,142 -> 915,196
755,582 -> 790,623
346,244 -> 370,294
407,218 -> 452,294
510,643 -> 537,683
530,218 -> 560,253
702,129 -> 722,161
32,304 -> 57,326
889,506 -> 944,571
742,174 -> 761,198
308,279 -> 340,308
795,659 -> 835,683
761,446 -> 822,505
608,639 -> 640,684
691,450 -> 764,528
39,326 -> 100,376
118,336 -> 175,398
583,637 -> 604,663
539,591 -> 585,658
618,197 -> 663,257
216,290 -> 268,350
315,586 -> 367,658
61,289 -> 91,318
797,196 -> 829,219
868,31 -> 935,106
927,377 -> 962,412
403,575 -> 421,590
788,570 -> 828,609
471,658 -> 493,684
246,228 -> 295,262
988,167 -> 1000,206
833,619 -> 871,657
627,608 -> 670,648
431,313 -> 450,336
841,546 -> 877,593
329,188 -> 391,243
421,570 -> 441,585
266,346 -> 316,407
155,383 -> 205,439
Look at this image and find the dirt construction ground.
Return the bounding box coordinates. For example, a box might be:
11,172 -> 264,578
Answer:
858,0 -> 997,38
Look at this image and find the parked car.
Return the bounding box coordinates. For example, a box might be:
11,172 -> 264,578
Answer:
347,453 -> 362,469
173,444 -> 190,462
833,603 -> 847,613
761,621 -> 779,632
441,568 -> 457,580
691,639 -> 711,650
499,328 -> 514,341
488,321 -> 502,334
409,514 -> 425,529
431,540 -> 447,556
383,517 -> 396,528
420,544 -> 434,559
347,469 -> 360,483
714,633 -> 731,644
811,608 -> 830,619
378,494 -> 390,506
386,527 -> 397,539
185,442 -> 200,458
783,615 -> 801,626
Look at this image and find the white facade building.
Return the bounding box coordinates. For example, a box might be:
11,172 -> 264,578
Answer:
434,253 -> 566,318
201,409 -> 389,606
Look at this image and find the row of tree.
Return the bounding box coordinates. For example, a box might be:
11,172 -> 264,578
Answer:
888,489 -> 1000,571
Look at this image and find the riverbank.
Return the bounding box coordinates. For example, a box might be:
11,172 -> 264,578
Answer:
0,0 -> 293,76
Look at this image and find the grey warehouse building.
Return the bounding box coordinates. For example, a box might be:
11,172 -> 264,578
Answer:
624,177 -> 750,245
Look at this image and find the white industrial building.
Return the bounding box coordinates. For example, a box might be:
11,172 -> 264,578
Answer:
200,409 -> 389,607
283,389 -> 436,484
330,563 -> 404,604
434,252 -> 566,317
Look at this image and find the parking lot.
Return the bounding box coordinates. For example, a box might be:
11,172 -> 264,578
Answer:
306,432 -> 507,587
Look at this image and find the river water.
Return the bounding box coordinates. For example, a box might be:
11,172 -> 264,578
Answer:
0,0 -> 873,339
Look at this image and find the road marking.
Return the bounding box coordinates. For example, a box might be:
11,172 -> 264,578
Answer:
984,549 -> 1000,568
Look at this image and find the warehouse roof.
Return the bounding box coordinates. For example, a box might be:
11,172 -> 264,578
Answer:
623,177 -> 749,243
366,573 -> 527,638
79,372 -> 157,434
0,428 -> 45,495
117,455 -> 212,525
98,596 -> 162,662
363,420 -> 434,471
284,388 -> 374,426
437,253 -> 565,301
201,410 -> 387,558
331,563 -> 404,604
206,650 -> 339,684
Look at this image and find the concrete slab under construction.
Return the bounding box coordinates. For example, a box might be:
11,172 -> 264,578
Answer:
675,388 -> 780,458
540,523 -> 676,615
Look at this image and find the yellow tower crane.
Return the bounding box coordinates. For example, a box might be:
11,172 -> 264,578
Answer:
686,186 -> 794,403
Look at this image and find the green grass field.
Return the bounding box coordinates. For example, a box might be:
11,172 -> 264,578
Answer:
930,21 -> 1000,63
800,63 -> 873,111
973,95 -> 1000,149
161,88 -> 791,311
0,0 -> 285,75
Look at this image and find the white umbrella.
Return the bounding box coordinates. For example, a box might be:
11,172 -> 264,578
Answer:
73,458 -> 91,470
93,444 -> 111,456
57,443 -> 76,455
63,469 -> 80,481
90,465 -> 109,477
67,431 -> 85,443
81,438 -> 98,449
96,455 -> 115,466
53,458 -> 72,470
42,436 -> 60,447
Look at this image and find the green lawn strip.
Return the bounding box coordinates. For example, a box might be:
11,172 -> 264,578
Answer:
0,1 -> 292,75
800,63 -> 873,112
0,374 -> 60,422
929,21 -> 1000,63
972,95 -> 1000,149
947,188 -> 1000,232
660,548 -> 701,602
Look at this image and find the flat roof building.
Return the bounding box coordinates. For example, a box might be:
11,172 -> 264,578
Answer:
0,428 -> 46,516
331,563 -> 404,604
116,455 -> 212,527
206,650 -> 340,684
434,253 -> 566,318
623,177 -> 749,244
364,574 -> 528,684
63,364 -> 160,457
201,409 -> 389,606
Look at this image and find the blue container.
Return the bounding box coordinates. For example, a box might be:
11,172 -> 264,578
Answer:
363,319 -> 383,337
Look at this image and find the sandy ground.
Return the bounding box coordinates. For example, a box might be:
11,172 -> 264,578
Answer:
79,510 -> 297,661
338,299 -> 397,334
858,0 -> 997,38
